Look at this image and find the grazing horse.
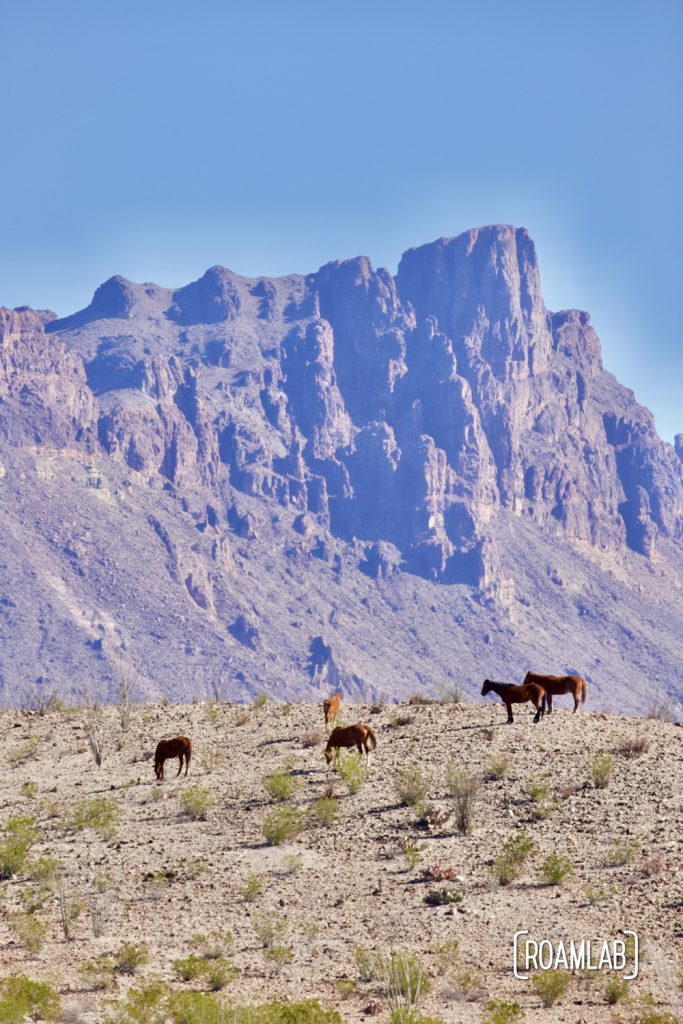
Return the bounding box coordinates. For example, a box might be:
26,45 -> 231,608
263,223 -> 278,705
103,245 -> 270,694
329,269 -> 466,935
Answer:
523,671 -> 587,713
325,723 -> 377,763
322,692 -> 342,727
154,736 -> 192,780
481,679 -> 545,724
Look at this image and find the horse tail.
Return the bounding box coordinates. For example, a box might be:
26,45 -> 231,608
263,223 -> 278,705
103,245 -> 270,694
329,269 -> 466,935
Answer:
365,726 -> 377,751
581,678 -> 587,704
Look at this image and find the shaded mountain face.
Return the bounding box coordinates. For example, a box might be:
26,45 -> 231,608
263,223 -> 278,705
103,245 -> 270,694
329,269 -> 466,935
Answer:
1,226 -> 682,711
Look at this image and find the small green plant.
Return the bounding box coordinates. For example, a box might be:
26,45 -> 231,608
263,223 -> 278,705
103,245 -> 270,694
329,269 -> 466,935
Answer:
636,1012 -> 680,1024
0,815 -> 40,879
389,711 -> 414,729
262,769 -> 301,802
444,766 -> 481,834
486,754 -> 511,779
481,999 -> 525,1024
334,753 -> 366,795
0,976 -> 61,1023
28,855 -> 60,886
178,785 -> 215,820
7,737 -> 41,766
526,780 -> 550,803
583,883 -> 610,905
531,969 -> 571,1006
309,796 -> 339,825
20,781 -> 38,800
173,954 -> 205,982
72,796 -> 121,838
609,839 -> 640,866
239,873 -> 263,901
188,931 -> 233,959
7,913 -> 48,955
57,879 -> 85,940
262,806 -> 304,845
492,831 -> 534,885
252,911 -> 287,948
430,939 -> 460,977
400,839 -> 423,872
541,853 -> 574,885
106,980 -> 168,1022
251,692 -> 269,709
591,753 -> 614,789
424,887 -> 463,906
603,974 -> 630,1005
618,735 -> 650,757
281,852 -> 303,875
394,766 -> 430,807
334,978 -> 357,1000
380,951 -> 431,1014
354,946 -> 380,982
114,942 -> 150,975
264,945 -> 293,971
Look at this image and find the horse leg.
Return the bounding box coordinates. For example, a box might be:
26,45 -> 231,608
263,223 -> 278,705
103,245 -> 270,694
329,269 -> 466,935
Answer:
506,702 -> 514,724
573,691 -> 579,712
546,694 -> 553,715
533,700 -> 541,724
176,755 -> 183,777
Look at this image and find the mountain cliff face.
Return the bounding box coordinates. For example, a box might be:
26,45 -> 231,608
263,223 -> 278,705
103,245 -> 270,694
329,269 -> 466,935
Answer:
1,226 -> 682,711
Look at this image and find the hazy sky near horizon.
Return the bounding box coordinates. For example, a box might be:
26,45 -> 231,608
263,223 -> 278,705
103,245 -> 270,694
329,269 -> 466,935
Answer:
1,1 -> 681,440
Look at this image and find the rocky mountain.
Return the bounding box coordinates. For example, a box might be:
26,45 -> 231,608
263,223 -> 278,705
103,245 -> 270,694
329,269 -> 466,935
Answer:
1,225 -> 682,712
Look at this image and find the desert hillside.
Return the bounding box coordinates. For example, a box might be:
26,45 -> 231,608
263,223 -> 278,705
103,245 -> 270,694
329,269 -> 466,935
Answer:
0,696 -> 681,1024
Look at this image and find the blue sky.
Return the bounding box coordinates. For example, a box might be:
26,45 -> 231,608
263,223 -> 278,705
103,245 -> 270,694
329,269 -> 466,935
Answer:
1,0 -> 681,440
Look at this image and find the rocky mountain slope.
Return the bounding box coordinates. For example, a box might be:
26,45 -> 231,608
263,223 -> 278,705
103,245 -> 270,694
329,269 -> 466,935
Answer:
0,226 -> 682,710
0,699 -> 681,1023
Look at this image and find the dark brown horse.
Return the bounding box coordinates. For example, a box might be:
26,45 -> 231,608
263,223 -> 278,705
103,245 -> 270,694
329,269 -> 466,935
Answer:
325,723 -> 377,763
481,679 -> 545,724
523,671 -> 587,713
154,736 -> 192,780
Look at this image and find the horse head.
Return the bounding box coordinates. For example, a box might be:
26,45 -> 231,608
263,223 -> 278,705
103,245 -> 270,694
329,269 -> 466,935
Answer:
481,680 -> 492,696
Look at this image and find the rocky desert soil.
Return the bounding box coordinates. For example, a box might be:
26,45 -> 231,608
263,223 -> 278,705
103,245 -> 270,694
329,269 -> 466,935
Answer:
0,696 -> 681,1023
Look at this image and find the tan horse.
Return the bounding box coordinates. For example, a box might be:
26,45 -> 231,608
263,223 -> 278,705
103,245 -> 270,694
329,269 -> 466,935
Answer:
322,692 -> 342,727
523,671 -> 587,713
325,723 -> 377,763
481,679 -> 545,724
154,736 -> 192,779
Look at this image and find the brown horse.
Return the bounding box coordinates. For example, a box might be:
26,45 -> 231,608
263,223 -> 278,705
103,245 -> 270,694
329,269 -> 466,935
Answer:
325,723 -> 377,763
481,679 -> 545,724
322,692 -> 342,727
154,736 -> 192,780
523,671 -> 587,713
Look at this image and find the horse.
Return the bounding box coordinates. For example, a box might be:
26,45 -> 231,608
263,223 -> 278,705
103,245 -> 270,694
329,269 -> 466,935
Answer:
322,692 -> 342,727
154,735 -> 192,780
523,671 -> 587,714
325,723 -> 377,763
481,679 -> 545,724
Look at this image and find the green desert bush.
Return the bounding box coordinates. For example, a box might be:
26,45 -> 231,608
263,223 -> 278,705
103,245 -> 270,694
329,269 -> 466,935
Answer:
262,770 -> 301,802
541,853 -> 574,885
72,796 -> 121,837
114,942 -> 150,975
636,1013 -> 680,1024
179,786 -> 215,821
354,946 -> 380,982
492,830 -> 534,885
203,958 -> 239,991
20,781 -> 38,800
309,796 -> 339,826
400,839 -> 423,872
0,976 -> 60,1023
334,753 -> 366,794
444,766 -> 481,834
532,970 -> 571,1006
188,931 -> 234,959
262,807 -> 304,845
430,939 -> 460,977
7,737 -> 41,766
394,766 -> 430,807
252,912 -> 287,948
603,974 -> 630,1004
238,874 -> 263,902
263,945 -> 293,971
609,839 -> 640,866
591,753 -> 614,789
486,754 -> 511,780
0,815 -> 40,879
526,780 -> 550,803
481,1000 -> 525,1024
7,913 -> 48,955
380,951 -> 431,1014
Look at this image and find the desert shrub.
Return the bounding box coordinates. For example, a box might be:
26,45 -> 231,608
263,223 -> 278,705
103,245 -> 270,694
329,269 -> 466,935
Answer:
252,911 -> 287,948
380,952 -> 431,1014
0,976 -> 61,1023
165,990 -> 223,1024
78,956 -> 118,993
636,1013 -> 680,1024
188,931 -> 234,959
0,815 -> 40,879
526,780 -> 549,803
20,781 -> 38,800
7,913 -> 48,955
204,959 -> 239,991
309,796 -> 339,826
239,874 -> 263,902
262,770 -> 300,802
609,839 -> 640,866
444,766 -> 481,834
334,979 -> 356,1000
72,796 -> 121,837
334,753 -> 366,795
107,980 -> 168,1023
603,974 -> 630,1004
263,945 -> 293,971
437,683 -> 465,704
229,1000 -> 343,1024
591,753 -> 614,789
583,884 -> 610,905
389,712 -> 414,729
532,970 -> 571,1006
618,735 -> 650,757
424,887 -> 462,906
394,766 -> 430,807
235,709 -> 251,726
251,692 -> 269,709
179,786 -> 215,821
301,730 -> 322,748
481,999 -> 525,1024
114,942 -> 149,975
27,855 -> 60,886
400,839 -> 423,872
486,754 -> 511,780
354,946 -> 380,982
7,737 -> 41,766
430,939 -> 460,976
174,955 -> 206,982
541,853 -> 574,885
644,697 -> 677,722
262,807 -> 304,845
389,1014 -> 444,1024
84,704 -> 106,766
281,852 -> 303,875
492,831 -> 534,886
57,880 -> 85,940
